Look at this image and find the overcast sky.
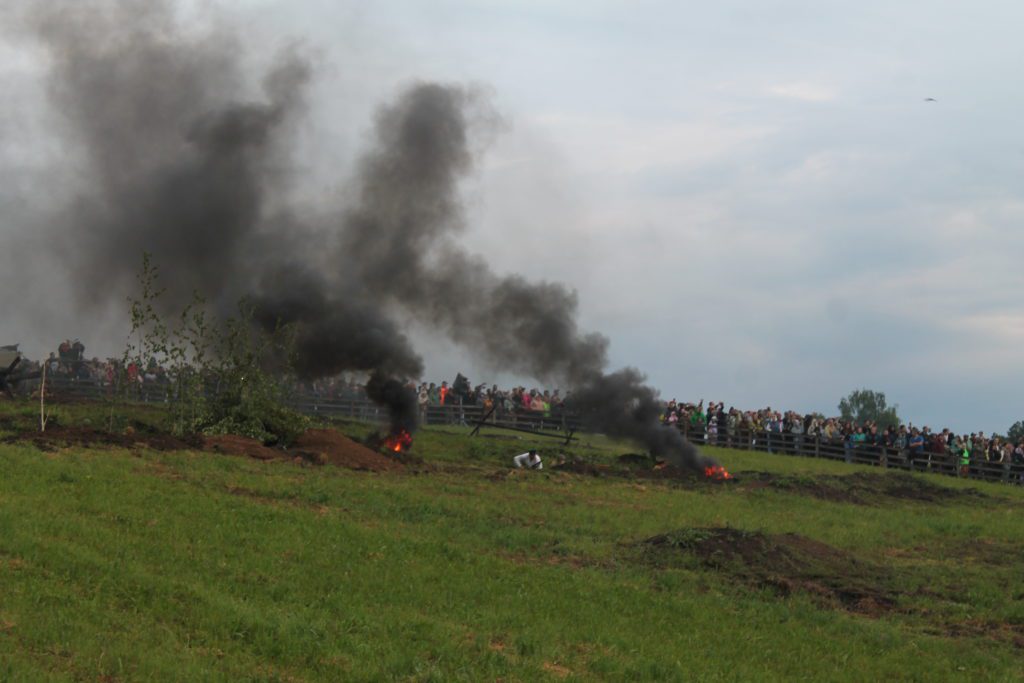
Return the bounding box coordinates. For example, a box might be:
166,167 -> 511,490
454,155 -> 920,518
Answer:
3,1 -> 1023,434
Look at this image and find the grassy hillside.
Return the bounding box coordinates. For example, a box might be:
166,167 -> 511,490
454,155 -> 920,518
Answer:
1,402 -> 1023,680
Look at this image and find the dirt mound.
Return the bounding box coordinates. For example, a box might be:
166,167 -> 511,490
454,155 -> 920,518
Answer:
204,435 -> 283,461
638,527 -> 897,615
5,422 -> 403,473
2,425 -> 200,452
741,471 -> 985,505
291,428 -> 402,472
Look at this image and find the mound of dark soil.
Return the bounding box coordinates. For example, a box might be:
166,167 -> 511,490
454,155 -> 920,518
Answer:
741,471 -> 985,505
639,527 -> 897,615
2,426 -> 201,452
204,435 -> 283,461
291,429 -> 403,472
5,422 -> 404,473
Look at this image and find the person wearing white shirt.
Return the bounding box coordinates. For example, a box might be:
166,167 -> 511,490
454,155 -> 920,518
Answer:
513,449 -> 543,470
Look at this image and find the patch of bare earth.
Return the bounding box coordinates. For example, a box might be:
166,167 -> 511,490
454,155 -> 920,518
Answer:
2,425 -> 201,452
291,429 -> 403,472
739,471 -> 987,505
205,428 -> 407,472
553,458 -> 733,486
931,619 -> 1024,649
885,538 -> 1022,567
204,435 -> 283,461
542,662 -> 572,678
638,527 -> 898,615
6,421 -> 405,473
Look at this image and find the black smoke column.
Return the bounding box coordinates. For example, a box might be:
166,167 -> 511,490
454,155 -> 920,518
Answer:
365,371 -> 418,436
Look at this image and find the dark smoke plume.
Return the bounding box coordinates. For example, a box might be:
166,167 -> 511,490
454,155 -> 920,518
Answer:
13,0 -> 710,469
251,266 -> 423,381
21,0 -> 426,426
29,1 -> 309,311
365,371 -> 418,436
331,81 -> 710,468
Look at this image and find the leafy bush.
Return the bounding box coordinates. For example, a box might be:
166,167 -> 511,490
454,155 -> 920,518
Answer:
123,254 -> 309,444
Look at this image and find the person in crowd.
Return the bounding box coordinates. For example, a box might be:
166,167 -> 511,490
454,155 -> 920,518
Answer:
725,409 -> 739,447
765,411 -> 782,454
1013,443 -> 1024,483
530,391 -> 545,412
790,412 -> 805,454
452,373 -> 472,405
908,428 -> 925,467
893,425 -> 908,463
958,438 -> 971,477
690,401 -> 706,444
417,383 -> 429,422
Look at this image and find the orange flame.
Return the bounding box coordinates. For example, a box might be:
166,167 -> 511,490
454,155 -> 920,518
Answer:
383,429 -> 413,454
704,465 -> 733,481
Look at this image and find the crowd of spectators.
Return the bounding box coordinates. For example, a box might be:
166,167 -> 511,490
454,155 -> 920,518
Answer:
413,374 -> 567,427
661,399 -> 1024,473
301,372 -> 569,428
33,338 -> 175,391
296,374 -> 573,428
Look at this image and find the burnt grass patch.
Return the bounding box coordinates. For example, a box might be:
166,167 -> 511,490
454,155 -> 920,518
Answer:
554,456 -> 989,506
552,457 -> 736,486
636,527 -> 899,615
740,471 -> 988,505
550,459 -> 986,506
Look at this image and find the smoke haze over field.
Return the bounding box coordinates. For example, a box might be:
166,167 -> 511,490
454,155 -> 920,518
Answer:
2,0 -> 707,467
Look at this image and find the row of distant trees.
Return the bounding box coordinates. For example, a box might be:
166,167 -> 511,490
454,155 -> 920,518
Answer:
837,388 -> 1023,441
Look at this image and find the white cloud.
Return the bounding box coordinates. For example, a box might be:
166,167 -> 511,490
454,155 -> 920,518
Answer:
528,113 -> 774,175
766,81 -> 839,102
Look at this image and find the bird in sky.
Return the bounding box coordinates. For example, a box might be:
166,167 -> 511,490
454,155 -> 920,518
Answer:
924,97 -> 937,102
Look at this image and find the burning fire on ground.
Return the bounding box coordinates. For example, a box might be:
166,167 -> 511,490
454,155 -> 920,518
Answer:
653,460 -> 732,481
704,465 -> 733,481
382,429 -> 413,455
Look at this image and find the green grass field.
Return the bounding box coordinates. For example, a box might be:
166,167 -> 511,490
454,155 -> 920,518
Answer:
1,401 -> 1023,681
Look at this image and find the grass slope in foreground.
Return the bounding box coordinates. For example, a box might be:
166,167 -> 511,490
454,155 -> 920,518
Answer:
1,410 -> 1024,680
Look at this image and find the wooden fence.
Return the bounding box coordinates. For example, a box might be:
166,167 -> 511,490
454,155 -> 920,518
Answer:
37,376 -> 581,435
